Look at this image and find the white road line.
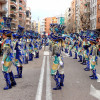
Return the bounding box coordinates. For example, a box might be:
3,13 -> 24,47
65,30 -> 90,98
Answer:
46,56 -> 52,100
44,51 -> 49,56
63,52 -> 69,57
35,56 -> 46,100
90,84 -> 100,100
97,74 -> 100,82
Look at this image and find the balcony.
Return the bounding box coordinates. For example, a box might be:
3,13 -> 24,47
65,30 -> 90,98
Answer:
19,0 -> 22,5
26,17 -> 30,21
10,13 -> 16,19
10,0 -> 17,7
11,20 -> 17,25
11,24 -> 17,30
26,22 -> 30,25
0,0 -> 7,4
12,18 -> 17,22
19,17 -> 23,21
10,5 -> 16,13
0,7 -> 7,14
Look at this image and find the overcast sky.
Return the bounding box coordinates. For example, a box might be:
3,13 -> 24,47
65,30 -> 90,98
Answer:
27,0 -> 72,22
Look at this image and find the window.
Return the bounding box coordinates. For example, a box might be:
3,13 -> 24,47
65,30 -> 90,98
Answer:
98,17 -> 100,23
19,0 -> 22,4
98,5 -> 100,10
19,7 -> 22,10
11,0 -> 16,3
26,11 -> 29,17
19,14 -> 22,17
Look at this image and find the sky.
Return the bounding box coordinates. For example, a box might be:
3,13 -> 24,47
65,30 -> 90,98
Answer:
27,0 -> 72,22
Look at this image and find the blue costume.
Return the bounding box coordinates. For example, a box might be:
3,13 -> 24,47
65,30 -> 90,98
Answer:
14,25 -> 24,78
50,23 -> 65,90
1,17 -> 16,90
22,35 -> 28,64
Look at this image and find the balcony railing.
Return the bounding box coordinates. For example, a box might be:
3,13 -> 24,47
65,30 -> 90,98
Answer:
26,17 -> 30,21
10,0 -> 17,7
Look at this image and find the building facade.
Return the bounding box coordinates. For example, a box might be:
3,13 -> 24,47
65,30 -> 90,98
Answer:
8,0 -> 27,31
71,0 -> 76,32
97,0 -> 100,30
90,0 -> 100,30
44,17 -> 52,35
31,20 -> 36,31
57,16 -> 65,25
0,0 -> 8,17
40,19 -> 45,34
44,17 -> 57,35
35,21 -> 40,34
26,7 -> 31,31
0,0 -> 8,30
65,0 -> 91,33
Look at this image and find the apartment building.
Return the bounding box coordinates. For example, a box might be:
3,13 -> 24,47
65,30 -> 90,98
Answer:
26,7 -> 31,31
8,0 -> 26,31
44,17 -> 57,35
90,0 -> 100,30
75,0 -> 80,32
71,0 -> 76,32
0,0 -> 8,30
0,0 -> 8,17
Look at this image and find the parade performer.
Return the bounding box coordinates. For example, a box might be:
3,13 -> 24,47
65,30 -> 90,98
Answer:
1,17 -> 16,90
81,31 -> 91,71
27,33 -> 34,61
83,41 -> 91,71
50,23 -> 65,90
33,32 -> 39,58
81,36 -> 87,65
1,30 -> 16,90
72,35 -> 78,59
14,25 -> 24,78
51,40 -> 64,90
65,36 -> 69,53
89,32 -> 98,79
34,40 -> 39,58
68,34 -> 73,57
77,36 -> 83,62
22,34 -> 28,64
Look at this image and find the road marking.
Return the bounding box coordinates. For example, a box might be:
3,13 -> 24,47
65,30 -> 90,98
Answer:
35,56 -> 46,100
46,56 -> 52,100
97,74 -> 100,82
90,84 -> 100,100
44,51 -> 49,56
63,52 -> 69,57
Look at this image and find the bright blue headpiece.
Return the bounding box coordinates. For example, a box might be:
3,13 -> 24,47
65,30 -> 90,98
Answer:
3,17 -> 12,29
50,23 -> 66,40
17,25 -> 24,36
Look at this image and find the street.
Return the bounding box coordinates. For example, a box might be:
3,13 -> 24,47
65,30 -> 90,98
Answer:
0,46 -> 100,100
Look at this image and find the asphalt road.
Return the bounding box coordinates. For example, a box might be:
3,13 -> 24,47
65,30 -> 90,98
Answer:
0,46 -> 100,100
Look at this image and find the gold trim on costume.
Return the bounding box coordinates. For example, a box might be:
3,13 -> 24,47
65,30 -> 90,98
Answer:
4,61 -> 11,67
52,63 -> 58,70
